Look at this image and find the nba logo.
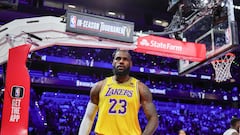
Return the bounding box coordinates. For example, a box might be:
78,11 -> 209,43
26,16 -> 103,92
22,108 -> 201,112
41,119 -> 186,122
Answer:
11,86 -> 24,98
70,15 -> 77,28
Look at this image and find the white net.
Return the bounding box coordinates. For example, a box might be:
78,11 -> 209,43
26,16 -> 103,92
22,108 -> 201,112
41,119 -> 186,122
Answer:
211,53 -> 235,82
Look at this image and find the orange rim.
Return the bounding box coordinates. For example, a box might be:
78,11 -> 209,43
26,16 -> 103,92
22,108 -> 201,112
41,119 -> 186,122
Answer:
211,53 -> 235,63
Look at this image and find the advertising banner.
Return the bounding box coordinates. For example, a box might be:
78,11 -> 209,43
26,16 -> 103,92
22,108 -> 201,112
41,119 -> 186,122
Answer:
1,44 -> 31,135
135,35 -> 206,62
66,10 -> 134,42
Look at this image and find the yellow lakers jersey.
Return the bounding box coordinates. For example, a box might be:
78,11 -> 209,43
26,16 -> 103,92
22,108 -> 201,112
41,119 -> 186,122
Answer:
95,76 -> 141,135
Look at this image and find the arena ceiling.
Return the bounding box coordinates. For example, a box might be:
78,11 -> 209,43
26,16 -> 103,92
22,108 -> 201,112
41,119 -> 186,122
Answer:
0,0 -> 172,31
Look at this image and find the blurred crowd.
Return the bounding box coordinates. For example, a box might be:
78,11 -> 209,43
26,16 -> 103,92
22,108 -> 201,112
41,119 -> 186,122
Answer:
36,46 -> 179,72
29,69 -> 239,100
25,91 -> 239,135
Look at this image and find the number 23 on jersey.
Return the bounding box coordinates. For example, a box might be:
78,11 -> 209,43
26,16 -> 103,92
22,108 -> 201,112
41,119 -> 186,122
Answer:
108,98 -> 127,115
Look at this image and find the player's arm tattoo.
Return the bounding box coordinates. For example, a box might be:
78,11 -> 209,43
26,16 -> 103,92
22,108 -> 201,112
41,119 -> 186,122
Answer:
139,82 -> 159,135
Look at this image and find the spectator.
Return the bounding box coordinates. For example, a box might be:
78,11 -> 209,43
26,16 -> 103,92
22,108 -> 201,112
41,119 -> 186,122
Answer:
223,117 -> 240,135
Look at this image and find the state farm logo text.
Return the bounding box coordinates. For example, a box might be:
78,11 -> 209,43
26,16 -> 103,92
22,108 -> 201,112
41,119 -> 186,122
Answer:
139,39 -> 182,52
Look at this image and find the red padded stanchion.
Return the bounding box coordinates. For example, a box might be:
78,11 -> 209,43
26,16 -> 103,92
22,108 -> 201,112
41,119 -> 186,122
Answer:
1,44 -> 32,135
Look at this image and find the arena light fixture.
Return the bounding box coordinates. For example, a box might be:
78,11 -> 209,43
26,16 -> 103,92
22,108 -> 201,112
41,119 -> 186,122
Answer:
107,11 -> 116,16
153,19 -> 169,27
68,4 -> 76,9
154,20 -> 162,24
105,11 -> 125,19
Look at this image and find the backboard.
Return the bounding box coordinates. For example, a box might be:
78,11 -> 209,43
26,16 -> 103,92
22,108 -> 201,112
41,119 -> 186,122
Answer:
178,0 -> 239,76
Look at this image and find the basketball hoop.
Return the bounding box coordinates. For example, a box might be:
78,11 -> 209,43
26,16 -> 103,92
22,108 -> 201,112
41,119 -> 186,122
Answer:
211,53 -> 235,82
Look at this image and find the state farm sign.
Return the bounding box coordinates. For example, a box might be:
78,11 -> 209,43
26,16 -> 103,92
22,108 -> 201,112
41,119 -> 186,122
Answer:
135,35 -> 206,62
140,38 -> 183,52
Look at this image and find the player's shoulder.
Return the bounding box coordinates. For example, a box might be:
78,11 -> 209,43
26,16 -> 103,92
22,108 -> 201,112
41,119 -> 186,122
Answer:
90,79 -> 106,98
92,77 -> 110,89
137,80 -> 151,96
223,129 -> 238,135
137,80 -> 148,89
93,79 -> 106,88
136,80 -> 152,101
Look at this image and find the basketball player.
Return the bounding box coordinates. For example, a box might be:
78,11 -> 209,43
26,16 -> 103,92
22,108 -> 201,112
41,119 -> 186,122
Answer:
78,49 -> 159,135
223,117 -> 240,135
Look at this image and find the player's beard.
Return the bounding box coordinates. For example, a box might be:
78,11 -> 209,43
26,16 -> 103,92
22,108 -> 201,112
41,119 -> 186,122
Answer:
113,66 -> 130,77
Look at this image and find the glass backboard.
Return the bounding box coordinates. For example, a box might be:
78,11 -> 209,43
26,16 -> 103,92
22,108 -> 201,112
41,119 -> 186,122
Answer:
178,0 -> 239,76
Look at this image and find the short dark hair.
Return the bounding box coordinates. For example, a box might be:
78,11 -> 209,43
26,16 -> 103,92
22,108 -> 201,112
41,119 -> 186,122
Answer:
231,117 -> 240,127
112,49 -> 132,60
